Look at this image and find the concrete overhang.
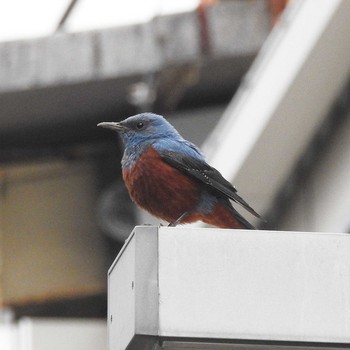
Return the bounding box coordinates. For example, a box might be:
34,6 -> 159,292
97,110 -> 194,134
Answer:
0,1 -> 270,146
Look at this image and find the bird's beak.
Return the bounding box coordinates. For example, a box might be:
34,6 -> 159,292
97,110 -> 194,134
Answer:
97,122 -> 126,132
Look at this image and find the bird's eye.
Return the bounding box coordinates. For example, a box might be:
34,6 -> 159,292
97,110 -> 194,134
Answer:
136,122 -> 144,130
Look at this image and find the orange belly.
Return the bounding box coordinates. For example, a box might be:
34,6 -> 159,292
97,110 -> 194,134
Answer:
123,147 -> 246,229
123,147 -> 201,223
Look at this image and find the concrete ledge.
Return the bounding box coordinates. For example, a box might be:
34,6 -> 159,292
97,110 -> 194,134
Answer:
108,226 -> 350,349
0,15 -> 198,93
0,2 -> 269,135
0,1 -> 269,94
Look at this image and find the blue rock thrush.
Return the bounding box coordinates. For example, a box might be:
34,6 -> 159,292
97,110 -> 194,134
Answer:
98,113 -> 261,229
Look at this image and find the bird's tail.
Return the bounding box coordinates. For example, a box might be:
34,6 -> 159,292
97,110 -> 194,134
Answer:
201,199 -> 256,229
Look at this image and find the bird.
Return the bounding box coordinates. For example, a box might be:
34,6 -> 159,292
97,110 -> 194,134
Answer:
98,113 -> 261,229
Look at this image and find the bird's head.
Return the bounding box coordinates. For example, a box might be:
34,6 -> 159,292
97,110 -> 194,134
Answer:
98,113 -> 181,147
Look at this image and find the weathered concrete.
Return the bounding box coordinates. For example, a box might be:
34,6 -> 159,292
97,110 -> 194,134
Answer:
0,2 -> 270,135
0,3 -> 269,94
0,1 -> 270,149
208,0 -> 270,56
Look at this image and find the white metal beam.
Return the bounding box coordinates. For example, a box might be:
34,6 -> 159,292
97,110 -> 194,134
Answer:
108,226 -> 350,349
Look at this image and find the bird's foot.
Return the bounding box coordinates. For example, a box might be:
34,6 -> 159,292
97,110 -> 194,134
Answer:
168,212 -> 188,227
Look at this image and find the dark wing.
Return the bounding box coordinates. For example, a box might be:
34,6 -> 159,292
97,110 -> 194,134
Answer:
160,151 -> 261,218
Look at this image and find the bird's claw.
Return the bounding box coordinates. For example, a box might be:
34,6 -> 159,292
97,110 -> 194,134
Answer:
168,212 -> 188,227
